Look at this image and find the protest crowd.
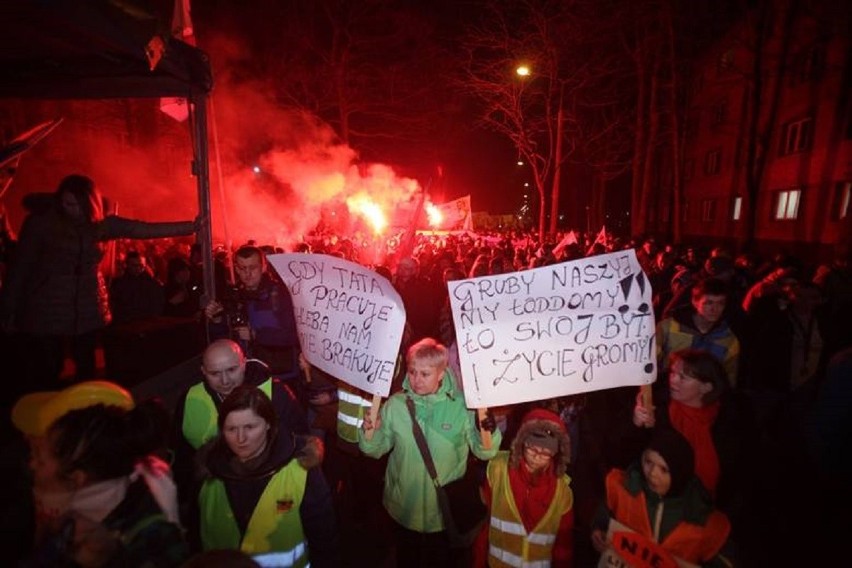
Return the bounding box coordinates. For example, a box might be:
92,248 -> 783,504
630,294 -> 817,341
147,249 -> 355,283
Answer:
1,175 -> 851,567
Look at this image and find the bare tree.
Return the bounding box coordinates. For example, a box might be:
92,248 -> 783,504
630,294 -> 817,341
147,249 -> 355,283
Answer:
740,0 -> 800,248
458,0 -> 633,240
457,0 -> 570,239
665,0 -> 684,243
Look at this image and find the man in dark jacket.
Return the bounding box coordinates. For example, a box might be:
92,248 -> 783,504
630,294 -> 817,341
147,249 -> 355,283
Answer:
203,245 -> 301,387
109,250 -> 164,324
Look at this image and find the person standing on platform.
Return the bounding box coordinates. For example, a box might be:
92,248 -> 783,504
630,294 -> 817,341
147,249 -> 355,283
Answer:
0,174 -> 196,388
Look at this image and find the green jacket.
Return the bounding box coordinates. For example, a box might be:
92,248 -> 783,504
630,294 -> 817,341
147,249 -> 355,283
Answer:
358,369 -> 501,532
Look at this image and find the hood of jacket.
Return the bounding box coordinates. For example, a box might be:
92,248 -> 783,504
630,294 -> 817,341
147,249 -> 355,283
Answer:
401,367 -> 461,402
623,461 -> 714,525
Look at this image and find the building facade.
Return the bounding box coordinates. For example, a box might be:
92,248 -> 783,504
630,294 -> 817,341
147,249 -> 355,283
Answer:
680,0 -> 851,259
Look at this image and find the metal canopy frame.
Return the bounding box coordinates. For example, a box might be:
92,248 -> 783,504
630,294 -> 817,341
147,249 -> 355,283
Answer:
0,0 -> 216,300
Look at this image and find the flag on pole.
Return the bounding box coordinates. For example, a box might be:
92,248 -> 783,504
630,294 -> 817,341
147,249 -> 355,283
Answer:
586,226 -> 608,256
0,118 -> 63,170
553,230 -> 578,257
160,0 -> 195,122
397,183 -> 430,261
171,0 -> 195,43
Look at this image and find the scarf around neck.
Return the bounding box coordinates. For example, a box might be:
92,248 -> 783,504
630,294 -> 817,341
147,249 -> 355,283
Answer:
69,477 -> 130,523
668,400 -> 720,495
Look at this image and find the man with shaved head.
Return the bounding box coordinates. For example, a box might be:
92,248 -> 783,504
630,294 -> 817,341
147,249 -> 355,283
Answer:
172,339 -> 309,539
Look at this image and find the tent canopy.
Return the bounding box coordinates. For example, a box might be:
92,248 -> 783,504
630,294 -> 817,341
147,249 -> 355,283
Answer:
0,0 -> 212,100
0,0 -> 216,299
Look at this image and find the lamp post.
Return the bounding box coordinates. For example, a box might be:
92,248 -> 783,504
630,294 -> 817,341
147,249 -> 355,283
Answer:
515,62 -> 564,238
551,81 -> 564,237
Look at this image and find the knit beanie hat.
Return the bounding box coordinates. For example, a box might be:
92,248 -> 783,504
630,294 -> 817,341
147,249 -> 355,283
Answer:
645,428 -> 695,496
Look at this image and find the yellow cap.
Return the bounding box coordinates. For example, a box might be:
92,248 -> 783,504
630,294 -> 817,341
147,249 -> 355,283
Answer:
11,381 -> 135,437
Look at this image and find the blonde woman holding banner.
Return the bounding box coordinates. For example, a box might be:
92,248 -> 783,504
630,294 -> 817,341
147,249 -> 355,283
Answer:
359,338 -> 501,567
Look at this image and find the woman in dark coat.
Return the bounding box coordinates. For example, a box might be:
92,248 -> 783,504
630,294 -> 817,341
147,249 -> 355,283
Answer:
0,174 -> 196,386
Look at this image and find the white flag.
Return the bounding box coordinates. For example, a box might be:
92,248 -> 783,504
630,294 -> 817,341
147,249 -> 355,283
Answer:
435,195 -> 473,231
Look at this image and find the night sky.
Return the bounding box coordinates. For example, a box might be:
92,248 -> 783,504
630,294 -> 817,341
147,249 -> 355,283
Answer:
1,0 -> 756,240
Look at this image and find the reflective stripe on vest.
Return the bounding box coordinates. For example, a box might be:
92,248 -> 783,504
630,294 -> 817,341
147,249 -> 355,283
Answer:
183,380 -> 274,449
486,452 -> 571,568
200,458 -> 308,565
251,544 -> 308,568
488,544 -> 551,568
337,413 -> 363,427
337,386 -> 371,443
491,515 -> 558,543
338,388 -> 373,406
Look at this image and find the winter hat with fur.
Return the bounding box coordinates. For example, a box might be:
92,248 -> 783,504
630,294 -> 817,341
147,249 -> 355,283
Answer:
510,408 -> 571,476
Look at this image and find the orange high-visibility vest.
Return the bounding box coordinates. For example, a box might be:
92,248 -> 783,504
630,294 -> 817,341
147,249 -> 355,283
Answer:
605,469 -> 730,564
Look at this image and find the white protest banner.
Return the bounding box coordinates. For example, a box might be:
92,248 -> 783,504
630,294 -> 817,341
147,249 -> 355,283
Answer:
435,195 -> 473,231
448,249 -> 655,408
267,253 -> 406,398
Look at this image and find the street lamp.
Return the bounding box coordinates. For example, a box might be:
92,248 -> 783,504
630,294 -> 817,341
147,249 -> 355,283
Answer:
516,64 -> 531,77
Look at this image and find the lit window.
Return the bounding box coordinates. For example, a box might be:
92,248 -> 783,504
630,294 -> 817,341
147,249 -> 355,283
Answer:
780,117 -> 813,155
732,196 -> 742,220
836,181 -> 851,220
774,189 -> 801,220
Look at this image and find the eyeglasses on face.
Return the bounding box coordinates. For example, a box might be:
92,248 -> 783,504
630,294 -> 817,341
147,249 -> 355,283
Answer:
523,445 -> 555,459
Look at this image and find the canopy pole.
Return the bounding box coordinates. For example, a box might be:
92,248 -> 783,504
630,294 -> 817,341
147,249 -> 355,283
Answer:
208,96 -> 234,284
191,93 -> 215,305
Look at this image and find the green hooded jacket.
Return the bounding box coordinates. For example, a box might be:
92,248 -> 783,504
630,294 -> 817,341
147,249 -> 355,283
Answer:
358,369 -> 501,532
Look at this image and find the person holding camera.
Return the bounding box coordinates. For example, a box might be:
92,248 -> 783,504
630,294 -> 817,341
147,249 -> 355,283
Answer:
203,245 -> 302,388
